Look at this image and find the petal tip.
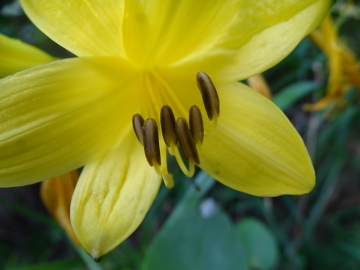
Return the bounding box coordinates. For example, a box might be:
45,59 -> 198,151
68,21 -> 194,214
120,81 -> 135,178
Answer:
91,249 -> 102,262
291,170 -> 316,196
304,176 -> 316,194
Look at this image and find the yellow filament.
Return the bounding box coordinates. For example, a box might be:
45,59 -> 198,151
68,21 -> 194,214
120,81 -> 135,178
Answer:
170,144 -> 195,177
168,142 -> 176,156
196,142 -> 202,151
204,115 -> 218,137
155,165 -> 174,188
151,69 -> 188,117
143,73 -> 159,118
154,138 -> 174,188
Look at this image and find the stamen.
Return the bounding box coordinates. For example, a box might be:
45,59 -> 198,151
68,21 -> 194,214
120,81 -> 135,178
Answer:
132,113 -> 145,145
176,117 -> 200,165
156,139 -> 174,188
206,116 -> 218,137
173,117 -> 199,178
189,105 -> 204,147
196,72 -> 220,120
143,118 -> 161,167
160,105 -> 177,148
133,71 -> 221,187
173,147 -> 196,177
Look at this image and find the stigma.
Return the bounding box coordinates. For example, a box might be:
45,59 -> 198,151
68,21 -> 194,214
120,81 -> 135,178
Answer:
132,72 -> 220,188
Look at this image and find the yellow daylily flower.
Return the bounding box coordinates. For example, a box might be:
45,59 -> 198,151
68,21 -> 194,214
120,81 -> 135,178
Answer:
0,0 -> 329,259
305,15 -> 360,110
0,33 -> 54,77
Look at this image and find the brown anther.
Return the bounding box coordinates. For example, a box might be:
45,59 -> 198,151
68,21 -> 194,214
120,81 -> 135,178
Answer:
160,105 -> 177,147
196,72 -> 220,120
132,113 -> 145,145
189,105 -> 204,145
143,118 -> 161,167
176,117 -> 200,165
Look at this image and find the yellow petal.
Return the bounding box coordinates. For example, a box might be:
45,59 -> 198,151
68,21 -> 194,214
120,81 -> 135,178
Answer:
20,0 -> 125,57
122,0 -> 241,65
200,82 -> 314,196
223,0 -> 330,80
0,57 -> 138,187
70,131 -> 161,260
153,68 -> 313,196
175,0 -> 330,80
40,170 -> 80,246
0,33 -> 54,78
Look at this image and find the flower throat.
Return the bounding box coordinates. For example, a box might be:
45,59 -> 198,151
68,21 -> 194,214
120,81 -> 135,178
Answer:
132,72 -> 220,188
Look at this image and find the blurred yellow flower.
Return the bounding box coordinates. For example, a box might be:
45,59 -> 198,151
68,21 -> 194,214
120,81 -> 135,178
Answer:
247,74 -> 272,100
305,15 -> 360,110
0,0 -> 329,259
41,171 -> 81,246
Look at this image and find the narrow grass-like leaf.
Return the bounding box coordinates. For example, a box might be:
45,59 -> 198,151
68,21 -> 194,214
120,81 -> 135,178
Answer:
274,81 -> 320,110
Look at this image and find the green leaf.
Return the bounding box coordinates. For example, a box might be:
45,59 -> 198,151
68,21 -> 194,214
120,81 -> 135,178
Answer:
141,199 -> 248,270
166,171 -> 216,226
235,218 -> 279,270
273,81 -> 319,110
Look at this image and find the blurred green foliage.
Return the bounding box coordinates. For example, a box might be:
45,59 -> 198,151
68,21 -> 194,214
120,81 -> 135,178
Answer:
1,0 -> 360,269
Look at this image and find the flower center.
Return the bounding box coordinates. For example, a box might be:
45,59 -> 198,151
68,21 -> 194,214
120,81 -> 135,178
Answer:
132,72 -> 220,188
